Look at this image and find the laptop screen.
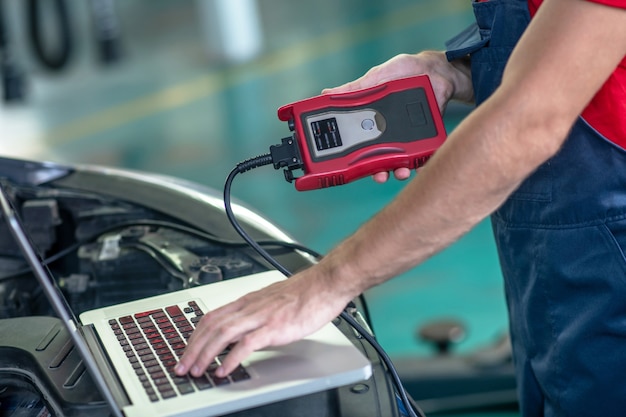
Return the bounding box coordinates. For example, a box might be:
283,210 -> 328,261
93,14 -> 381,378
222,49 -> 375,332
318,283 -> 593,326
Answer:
0,183 -> 125,417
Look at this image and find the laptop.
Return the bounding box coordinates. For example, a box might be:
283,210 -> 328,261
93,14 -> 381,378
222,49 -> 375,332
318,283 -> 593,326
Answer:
0,184 -> 372,417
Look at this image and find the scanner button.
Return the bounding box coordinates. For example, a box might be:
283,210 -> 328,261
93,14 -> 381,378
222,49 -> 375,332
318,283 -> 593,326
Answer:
361,118 -> 375,130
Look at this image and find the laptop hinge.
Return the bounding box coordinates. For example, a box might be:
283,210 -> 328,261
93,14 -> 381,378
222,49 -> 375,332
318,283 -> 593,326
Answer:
81,324 -> 132,410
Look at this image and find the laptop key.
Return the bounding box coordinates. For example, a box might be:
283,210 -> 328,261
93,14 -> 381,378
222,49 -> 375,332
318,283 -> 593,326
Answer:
153,377 -> 171,387
143,359 -> 158,368
131,337 -> 147,347
150,371 -> 166,380
192,375 -> 213,390
146,389 -> 159,402
176,383 -> 195,395
136,348 -> 152,357
230,366 -> 251,382
133,342 -> 149,351
134,309 -> 161,318
211,375 -> 230,386
165,305 -> 183,317
146,365 -> 162,374
160,390 -> 177,400
170,376 -> 188,385
140,354 -> 156,363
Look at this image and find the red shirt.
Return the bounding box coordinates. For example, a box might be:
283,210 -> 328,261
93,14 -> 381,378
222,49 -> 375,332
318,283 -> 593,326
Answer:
528,0 -> 626,147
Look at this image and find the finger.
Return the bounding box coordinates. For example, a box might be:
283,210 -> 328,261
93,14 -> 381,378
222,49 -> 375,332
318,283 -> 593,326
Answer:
393,167 -> 412,181
174,320 -> 230,376
215,329 -> 271,377
372,171 -> 390,183
175,302 -> 257,376
184,315 -> 256,377
187,337 -> 231,378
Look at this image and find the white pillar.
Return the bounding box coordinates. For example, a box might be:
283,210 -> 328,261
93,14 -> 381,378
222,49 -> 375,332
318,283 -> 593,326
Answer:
196,0 -> 264,64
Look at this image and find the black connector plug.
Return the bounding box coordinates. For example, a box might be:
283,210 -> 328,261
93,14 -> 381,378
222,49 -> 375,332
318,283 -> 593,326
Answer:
270,136 -> 302,183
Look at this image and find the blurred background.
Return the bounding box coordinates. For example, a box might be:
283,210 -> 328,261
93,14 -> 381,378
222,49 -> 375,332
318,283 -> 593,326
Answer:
0,0 -> 512,413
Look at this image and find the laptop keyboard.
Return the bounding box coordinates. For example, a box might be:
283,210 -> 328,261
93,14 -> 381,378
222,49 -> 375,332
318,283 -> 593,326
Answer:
108,301 -> 250,402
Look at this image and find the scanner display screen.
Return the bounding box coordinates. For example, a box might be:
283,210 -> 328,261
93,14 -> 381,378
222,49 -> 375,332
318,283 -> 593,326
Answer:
311,118 -> 343,151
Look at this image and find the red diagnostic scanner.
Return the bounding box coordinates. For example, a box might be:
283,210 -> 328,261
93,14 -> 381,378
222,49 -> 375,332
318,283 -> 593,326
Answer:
275,75 -> 447,191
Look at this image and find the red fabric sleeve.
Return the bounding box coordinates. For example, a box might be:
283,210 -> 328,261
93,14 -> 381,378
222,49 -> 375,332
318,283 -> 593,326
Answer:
528,0 -> 626,147
585,0 -> 626,7
529,0 -> 626,17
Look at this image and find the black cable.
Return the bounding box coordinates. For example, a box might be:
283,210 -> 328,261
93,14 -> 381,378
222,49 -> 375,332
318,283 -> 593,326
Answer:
341,311 -> 426,417
224,154 -> 293,276
224,155 -> 426,417
26,0 -> 72,71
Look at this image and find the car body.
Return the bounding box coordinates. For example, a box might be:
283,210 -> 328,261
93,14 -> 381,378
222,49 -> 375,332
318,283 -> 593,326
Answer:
0,156 -> 399,417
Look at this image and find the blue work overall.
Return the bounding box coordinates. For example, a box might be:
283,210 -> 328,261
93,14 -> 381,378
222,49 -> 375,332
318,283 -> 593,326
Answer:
446,1 -> 626,415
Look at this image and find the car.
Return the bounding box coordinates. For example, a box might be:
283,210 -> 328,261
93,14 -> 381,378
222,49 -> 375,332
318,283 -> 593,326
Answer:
0,155 -> 402,417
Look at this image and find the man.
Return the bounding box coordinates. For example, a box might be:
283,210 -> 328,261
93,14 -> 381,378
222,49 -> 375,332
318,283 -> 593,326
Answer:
177,0 -> 626,414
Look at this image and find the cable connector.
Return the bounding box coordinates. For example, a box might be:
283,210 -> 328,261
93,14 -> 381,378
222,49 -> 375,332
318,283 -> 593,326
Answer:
270,136 -> 302,183
235,154 -> 273,174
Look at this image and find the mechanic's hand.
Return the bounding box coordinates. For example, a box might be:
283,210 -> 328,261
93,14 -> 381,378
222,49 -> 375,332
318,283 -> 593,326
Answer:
175,268 -> 353,378
323,51 -> 473,184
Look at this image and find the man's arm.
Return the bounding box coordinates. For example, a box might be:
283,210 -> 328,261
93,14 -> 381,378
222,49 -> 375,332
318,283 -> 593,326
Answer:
176,0 -> 626,378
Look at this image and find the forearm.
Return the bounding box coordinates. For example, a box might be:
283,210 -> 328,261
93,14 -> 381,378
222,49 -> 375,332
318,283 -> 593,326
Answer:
317,91 -> 551,297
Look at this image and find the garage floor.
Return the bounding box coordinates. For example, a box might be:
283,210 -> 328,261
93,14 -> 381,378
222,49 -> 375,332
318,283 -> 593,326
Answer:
2,1 -> 517,415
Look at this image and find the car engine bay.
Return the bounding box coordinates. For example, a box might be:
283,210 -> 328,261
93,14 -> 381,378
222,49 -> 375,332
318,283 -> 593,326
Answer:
0,184 -> 270,320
